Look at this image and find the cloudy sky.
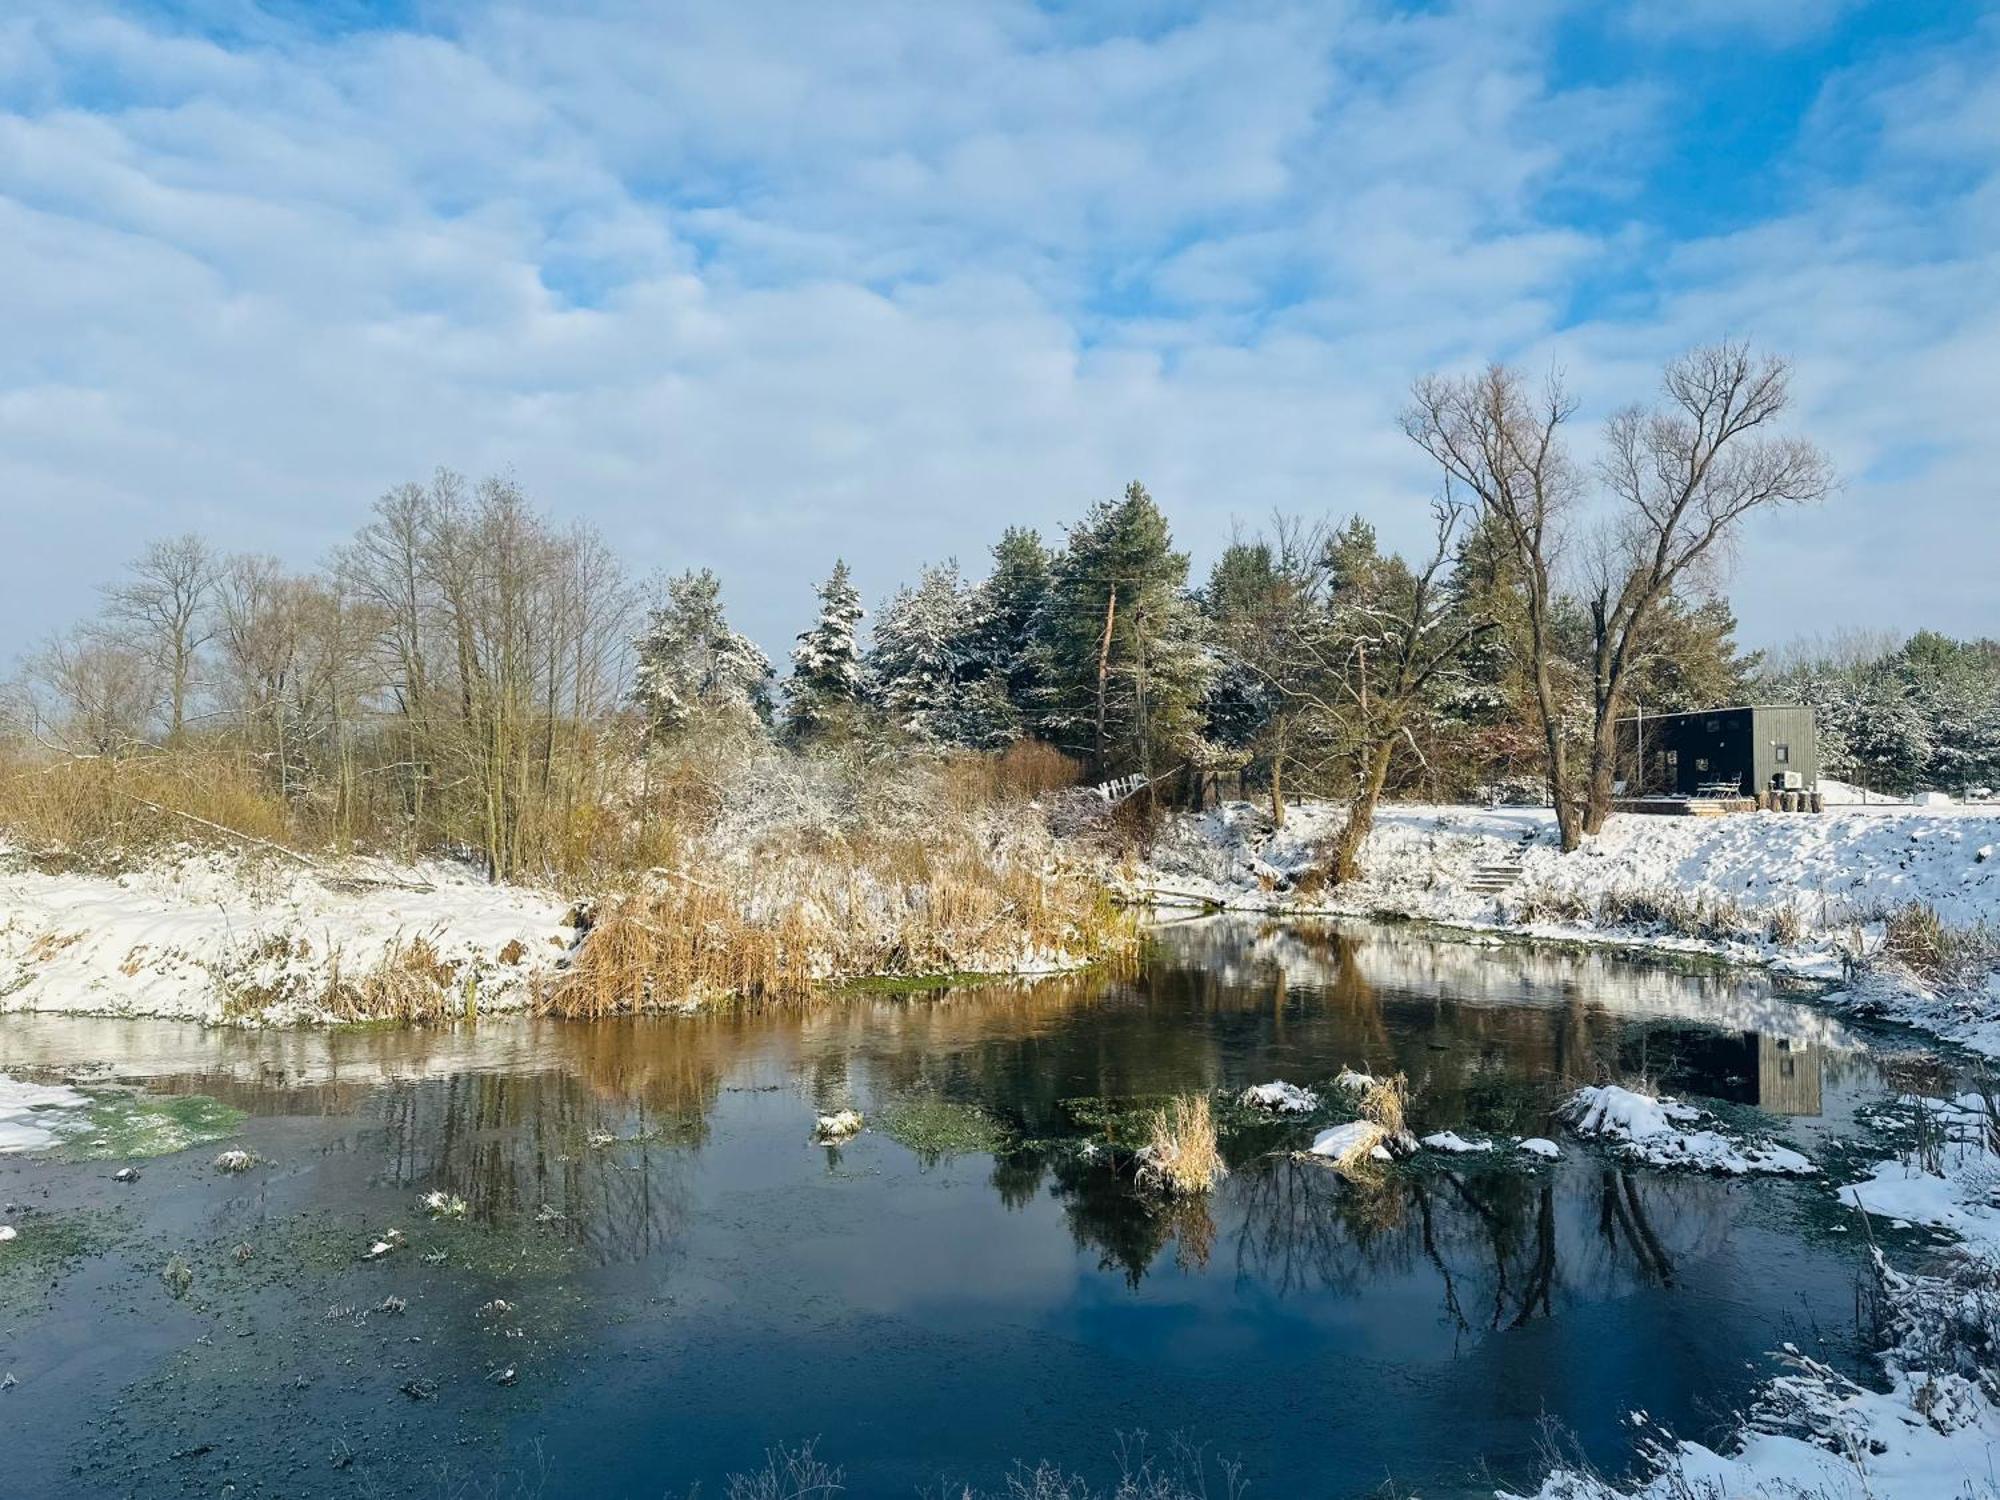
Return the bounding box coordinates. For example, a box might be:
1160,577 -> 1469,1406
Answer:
1,0 -> 1994,659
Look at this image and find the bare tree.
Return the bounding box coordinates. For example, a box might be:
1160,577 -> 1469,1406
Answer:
25,626 -> 163,755
1582,343 -> 1833,830
1323,500 -> 1493,883
1405,366 -> 1588,849
102,534 -> 218,742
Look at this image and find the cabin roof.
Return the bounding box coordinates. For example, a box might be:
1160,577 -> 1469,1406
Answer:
1613,704 -> 1810,724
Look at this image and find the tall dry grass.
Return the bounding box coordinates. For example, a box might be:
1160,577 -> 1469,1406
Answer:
541,813 -> 1129,1016
1136,1094 -> 1225,1196
0,747 -> 295,865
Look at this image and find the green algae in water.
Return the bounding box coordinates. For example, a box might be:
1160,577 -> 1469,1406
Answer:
875,1092 -> 1013,1161
55,1090 -> 247,1161
0,1209 -> 122,1316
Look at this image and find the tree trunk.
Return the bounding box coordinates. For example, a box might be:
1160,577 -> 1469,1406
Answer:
1331,735 -> 1397,884
1582,707 -> 1621,835
1093,587 -> 1117,775
1269,741 -> 1285,829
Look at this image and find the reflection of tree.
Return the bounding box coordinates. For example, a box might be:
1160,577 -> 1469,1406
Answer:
376,1070 -> 699,1267
1033,1150 -> 1217,1287
1218,1151 -> 1730,1340
1231,1155 -> 1411,1297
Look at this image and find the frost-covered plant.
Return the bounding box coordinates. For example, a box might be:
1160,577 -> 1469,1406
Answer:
785,561 -> 866,742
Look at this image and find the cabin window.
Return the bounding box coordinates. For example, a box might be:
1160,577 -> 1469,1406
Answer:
1705,719 -> 1719,732
1774,743 -> 1790,764
1694,757 -> 1709,773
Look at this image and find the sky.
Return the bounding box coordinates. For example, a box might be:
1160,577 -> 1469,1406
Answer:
1,0 -> 1995,661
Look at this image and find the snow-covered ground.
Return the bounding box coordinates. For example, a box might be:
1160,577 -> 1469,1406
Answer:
1517,1088 -> 2000,1500
1137,800 -> 2000,1055
0,845 -> 575,1024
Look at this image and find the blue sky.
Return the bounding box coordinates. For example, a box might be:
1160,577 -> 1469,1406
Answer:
1,0 -> 1995,659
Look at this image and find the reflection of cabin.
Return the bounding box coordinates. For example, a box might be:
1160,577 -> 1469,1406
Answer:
1624,1028 -> 1824,1117
1757,1035 -> 1821,1117
1617,705 -> 1819,802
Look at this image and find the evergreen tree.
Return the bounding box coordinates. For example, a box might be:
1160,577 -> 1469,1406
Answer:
1199,540 -> 1283,754
1033,481 -> 1213,780
632,569 -> 773,738
964,527 -> 1051,721
869,561 -> 979,745
1900,632 -> 2000,792
1628,595 -> 1758,713
785,560 -> 865,742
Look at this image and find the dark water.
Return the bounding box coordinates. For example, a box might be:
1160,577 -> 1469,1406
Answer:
0,920 -> 1953,1499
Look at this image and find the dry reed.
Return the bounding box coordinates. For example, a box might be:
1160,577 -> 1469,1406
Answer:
1136,1094 -> 1225,1196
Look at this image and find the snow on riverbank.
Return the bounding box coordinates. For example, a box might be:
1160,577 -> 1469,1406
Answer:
1517,1091 -> 2000,1500
1137,800 -> 2000,1053
1841,1093 -> 2000,1245
0,846 -> 575,1024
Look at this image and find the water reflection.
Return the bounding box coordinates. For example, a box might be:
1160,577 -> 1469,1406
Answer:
4,916 -> 1980,1500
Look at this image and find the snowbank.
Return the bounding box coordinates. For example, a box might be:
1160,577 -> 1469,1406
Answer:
1136,800 -> 2000,1054
1564,1084 -> 1817,1176
0,847 -> 575,1024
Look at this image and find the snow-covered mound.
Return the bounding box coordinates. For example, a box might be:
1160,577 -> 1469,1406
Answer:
1239,1081 -> 1319,1114
1420,1130 -> 1493,1154
1307,1120 -> 1393,1162
1564,1084 -> 1816,1176
0,848 -> 574,1024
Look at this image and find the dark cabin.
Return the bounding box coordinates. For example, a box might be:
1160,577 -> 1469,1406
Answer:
1617,704 -> 1818,798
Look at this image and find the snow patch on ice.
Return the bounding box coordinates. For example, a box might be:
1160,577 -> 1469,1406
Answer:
0,1074 -> 89,1153
1564,1084 -> 1818,1176
1239,1081 -> 1319,1114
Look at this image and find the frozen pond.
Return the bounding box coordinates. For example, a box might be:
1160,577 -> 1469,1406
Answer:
0,919 -> 1977,1498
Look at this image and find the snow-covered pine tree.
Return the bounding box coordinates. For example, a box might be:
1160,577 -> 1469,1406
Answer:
632,568 -> 773,739
868,561 -> 984,745
785,560 -> 866,742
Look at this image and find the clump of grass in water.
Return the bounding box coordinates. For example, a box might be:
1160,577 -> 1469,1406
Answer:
875,1093 -> 1010,1161
1137,1095 -> 1224,1196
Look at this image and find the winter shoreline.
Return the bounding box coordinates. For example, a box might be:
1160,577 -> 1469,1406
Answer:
1130,798 -> 2000,1060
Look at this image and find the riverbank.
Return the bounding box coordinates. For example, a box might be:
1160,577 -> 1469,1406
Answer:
0,816 -> 1125,1026
1133,800 -> 2000,1058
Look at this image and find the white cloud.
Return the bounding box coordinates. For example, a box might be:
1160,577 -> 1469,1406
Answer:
0,0 -> 1992,662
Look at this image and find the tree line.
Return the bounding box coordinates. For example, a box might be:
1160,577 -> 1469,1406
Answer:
15,340 -> 1933,884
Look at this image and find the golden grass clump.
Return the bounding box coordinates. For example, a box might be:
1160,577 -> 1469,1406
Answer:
1357,1072 -> 1410,1140
1136,1093 -> 1225,1196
